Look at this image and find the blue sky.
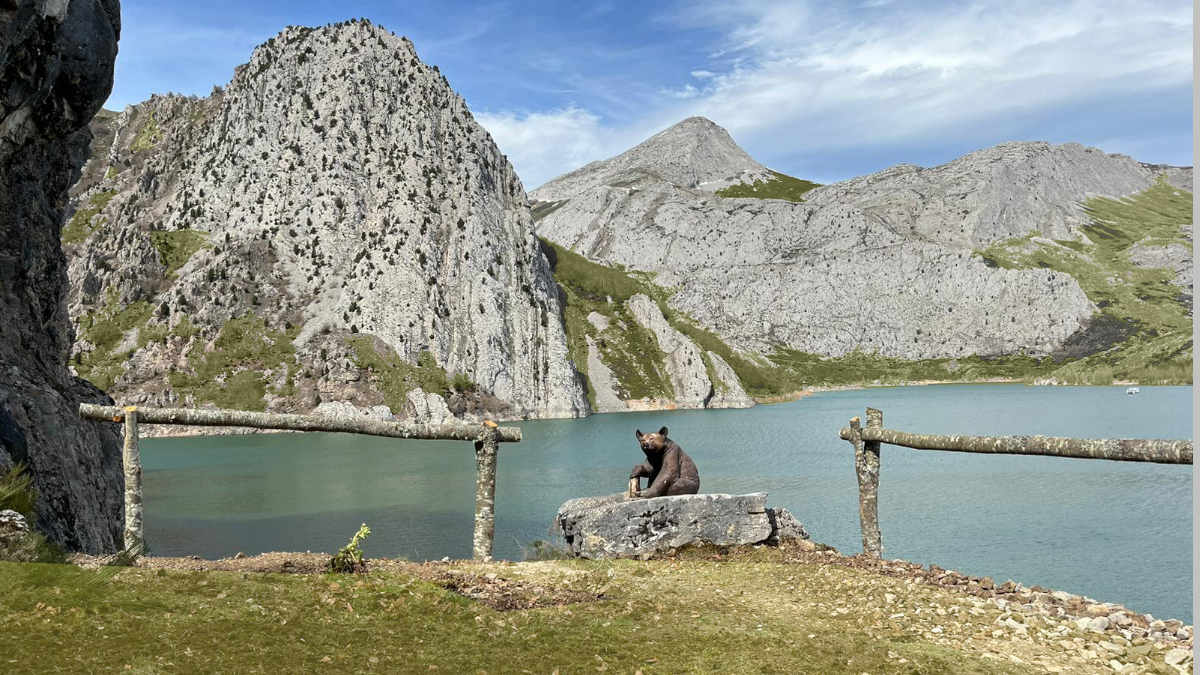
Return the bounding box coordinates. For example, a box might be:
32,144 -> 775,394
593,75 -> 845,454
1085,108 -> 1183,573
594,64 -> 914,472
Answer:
109,1 -> 1193,188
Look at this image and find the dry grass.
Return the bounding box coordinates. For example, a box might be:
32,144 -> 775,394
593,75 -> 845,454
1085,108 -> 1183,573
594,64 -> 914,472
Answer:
4,545 -> 1189,673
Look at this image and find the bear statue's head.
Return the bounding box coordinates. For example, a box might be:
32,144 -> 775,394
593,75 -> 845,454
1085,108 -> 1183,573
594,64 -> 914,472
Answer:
635,427 -> 670,455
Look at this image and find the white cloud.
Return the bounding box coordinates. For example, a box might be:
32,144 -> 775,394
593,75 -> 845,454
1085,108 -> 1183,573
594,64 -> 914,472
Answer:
667,0 -> 1191,154
478,0 -> 1192,186
475,107 -> 644,190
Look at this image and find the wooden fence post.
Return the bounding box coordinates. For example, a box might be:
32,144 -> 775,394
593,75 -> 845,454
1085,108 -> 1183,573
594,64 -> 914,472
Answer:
852,408 -> 883,558
472,423 -> 499,561
122,406 -> 143,553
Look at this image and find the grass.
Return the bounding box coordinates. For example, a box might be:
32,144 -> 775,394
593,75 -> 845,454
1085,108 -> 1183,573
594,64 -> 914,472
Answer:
61,190 -> 117,245
543,238 -> 1071,401
530,199 -> 568,222
130,112 -> 162,152
974,176 -> 1192,384
0,465 -> 66,564
346,336 -> 472,412
168,314 -> 300,411
149,229 -> 210,278
0,555 -> 1054,674
74,292 -> 154,390
541,239 -> 674,404
715,170 -> 821,202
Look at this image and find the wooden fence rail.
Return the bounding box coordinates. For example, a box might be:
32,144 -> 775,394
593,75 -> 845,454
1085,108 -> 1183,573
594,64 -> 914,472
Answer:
79,403 -> 521,561
839,407 -> 1193,559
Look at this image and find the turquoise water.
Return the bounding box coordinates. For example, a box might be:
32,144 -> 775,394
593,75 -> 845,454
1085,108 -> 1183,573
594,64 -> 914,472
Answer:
141,384 -> 1194,622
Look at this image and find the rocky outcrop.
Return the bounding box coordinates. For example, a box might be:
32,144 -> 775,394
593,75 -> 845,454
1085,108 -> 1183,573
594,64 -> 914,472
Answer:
704,352 -> 755,409
531,116 -> 772,202
312,400 -> 393,421
62,20 -> 588,422
626,294 -> 711,407
551,492 -> 809,559
0,0 -> 124,553
533,120 -> 1197,361
402,389 -> 452,424
624,294 -> 754,409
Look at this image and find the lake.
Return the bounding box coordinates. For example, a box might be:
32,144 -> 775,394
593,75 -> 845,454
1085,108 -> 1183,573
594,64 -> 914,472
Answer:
141,384 -> 1194,622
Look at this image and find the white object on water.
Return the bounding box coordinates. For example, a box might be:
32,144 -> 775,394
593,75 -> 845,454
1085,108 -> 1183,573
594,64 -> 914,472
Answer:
1126,386 -> 1140,395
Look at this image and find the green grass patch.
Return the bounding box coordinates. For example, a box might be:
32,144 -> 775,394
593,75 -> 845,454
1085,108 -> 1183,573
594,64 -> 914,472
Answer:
973,176 -> 1192,384
0,466 -> 66,563
74,292 -> 154,390
104,166 -> 119,180
543,239 -> 674,403
715,170 -> 821,202
531,199 -> 568,222
0,464 -> 36,518
346,336 -> 471,412
61,190 -> 117,245
130,112 -> 162,152
149,229 -> 210,278
167,314 -> 299,411
0,557 -> 1038,674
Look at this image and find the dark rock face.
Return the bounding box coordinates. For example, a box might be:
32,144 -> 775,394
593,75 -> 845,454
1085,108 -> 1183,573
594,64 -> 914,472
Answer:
0,0 -> 123,552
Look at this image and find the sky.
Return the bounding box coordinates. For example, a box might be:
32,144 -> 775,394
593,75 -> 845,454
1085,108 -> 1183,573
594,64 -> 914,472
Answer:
108,1 -> 1193,189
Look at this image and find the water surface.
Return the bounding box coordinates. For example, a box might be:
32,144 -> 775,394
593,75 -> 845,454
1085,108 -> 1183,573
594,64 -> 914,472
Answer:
141,384 -> 1193,621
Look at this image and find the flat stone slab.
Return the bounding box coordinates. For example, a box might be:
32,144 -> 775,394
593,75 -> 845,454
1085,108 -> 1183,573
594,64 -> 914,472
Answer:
551,493 -> 807,559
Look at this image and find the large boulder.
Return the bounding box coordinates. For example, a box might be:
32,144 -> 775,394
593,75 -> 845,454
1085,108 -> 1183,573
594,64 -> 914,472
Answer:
551,492 -> 809,559
0,0 -> 124,552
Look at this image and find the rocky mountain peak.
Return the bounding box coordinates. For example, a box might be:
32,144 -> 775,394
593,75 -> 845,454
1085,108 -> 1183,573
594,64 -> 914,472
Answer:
530,116 -> 770,201
63,19 -> 588,422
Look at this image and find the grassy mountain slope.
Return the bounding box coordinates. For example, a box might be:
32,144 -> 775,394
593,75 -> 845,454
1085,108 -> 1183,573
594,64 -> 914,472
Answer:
715,169 -> 821,202
975,177 -> 1192,384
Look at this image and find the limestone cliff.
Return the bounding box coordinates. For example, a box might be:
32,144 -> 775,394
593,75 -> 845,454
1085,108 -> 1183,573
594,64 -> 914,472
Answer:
0,0 -> 124,552
63,20 -> 588,422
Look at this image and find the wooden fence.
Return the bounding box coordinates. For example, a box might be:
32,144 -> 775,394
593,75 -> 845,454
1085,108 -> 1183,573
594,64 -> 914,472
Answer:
838,407 -> 1193,558
79,403 -> 522,561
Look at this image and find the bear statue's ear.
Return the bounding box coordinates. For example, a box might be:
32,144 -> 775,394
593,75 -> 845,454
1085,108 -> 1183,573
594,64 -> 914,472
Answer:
635,429 -> 643,439
658,426 -> 668,437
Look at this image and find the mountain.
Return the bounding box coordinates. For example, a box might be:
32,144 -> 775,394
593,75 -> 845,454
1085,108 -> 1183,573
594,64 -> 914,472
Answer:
62,20 -> 588,424
535,118 -> 1192,401
1,0 -> 124,553
531,116 -> 773,202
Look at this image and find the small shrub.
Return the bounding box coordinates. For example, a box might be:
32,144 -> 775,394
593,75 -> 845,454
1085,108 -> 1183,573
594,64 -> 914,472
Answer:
328,523 -> 370,573
0,463 -> 36,517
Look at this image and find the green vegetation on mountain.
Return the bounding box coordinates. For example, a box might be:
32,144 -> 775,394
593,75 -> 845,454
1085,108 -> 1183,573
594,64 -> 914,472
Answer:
74,292 -> 154,390
975,177 -> 1192,384
346,336 -> 474,412
542,239 -> 674,405
150,229 -> 210,278
547,172 -> 1195,399
61,190 -> 117,244
130,111 -> 162,152
715,170 -> 820,202
167,314 -> 299,411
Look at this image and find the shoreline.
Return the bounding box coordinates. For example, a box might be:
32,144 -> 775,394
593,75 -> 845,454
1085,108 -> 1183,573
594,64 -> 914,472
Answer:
137,380 -> 1185,439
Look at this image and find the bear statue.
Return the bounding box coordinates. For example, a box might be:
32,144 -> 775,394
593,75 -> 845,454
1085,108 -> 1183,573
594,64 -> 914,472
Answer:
629,426 -> 700,498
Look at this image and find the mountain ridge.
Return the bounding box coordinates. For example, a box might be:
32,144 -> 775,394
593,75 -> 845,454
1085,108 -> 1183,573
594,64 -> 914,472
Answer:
534,119 -> 1192,395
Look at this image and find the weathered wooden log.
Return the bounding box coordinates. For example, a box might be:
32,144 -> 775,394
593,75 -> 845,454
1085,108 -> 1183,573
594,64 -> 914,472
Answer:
472,424 -> 499,561
79,403 -> 521,443
122,407 -> 143,553
837,426 -> 1191,464
857,410 -> 883,558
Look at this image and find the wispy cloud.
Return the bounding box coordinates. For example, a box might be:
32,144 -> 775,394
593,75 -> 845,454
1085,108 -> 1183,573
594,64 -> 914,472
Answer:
475,107 -> 647,190
486,0 -> 1191,186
